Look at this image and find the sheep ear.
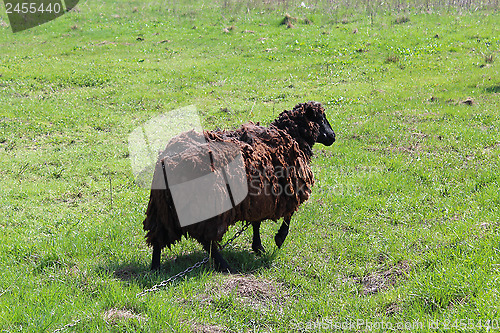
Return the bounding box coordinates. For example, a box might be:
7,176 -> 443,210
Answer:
305,104 -> 317,118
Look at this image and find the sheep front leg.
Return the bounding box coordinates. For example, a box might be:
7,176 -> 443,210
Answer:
275,216 -> 291,248
252,221 -> 265,255
151,243 -> 161,271
201,241 -> 234,273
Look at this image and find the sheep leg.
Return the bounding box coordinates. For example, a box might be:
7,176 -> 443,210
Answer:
201,241 -> 233,273
275,216 -> 291,248
252,221 -> 265,255
151,243 -> 161,271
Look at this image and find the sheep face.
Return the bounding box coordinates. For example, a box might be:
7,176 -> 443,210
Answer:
316,112 -> 335,146
302,101 -> 335,146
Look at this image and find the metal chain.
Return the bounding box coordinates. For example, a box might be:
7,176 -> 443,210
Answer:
220,221 -> 251,250
136,257 -> 209,296
137,222 -> 251,297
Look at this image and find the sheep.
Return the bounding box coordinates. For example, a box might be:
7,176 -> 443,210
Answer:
143,101 -> 336,272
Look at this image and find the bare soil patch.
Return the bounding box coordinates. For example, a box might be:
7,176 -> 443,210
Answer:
181,274 -> 287,312
103,308 -> 145,324
353,261 -> 411,295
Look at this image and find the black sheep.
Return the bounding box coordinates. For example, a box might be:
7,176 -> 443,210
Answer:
143,101 -> 335,272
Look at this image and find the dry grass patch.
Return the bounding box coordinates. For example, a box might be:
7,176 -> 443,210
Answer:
181,274 -> 287,313
280,13 -> 297,26
223,25 -> 236,33
103,308 -> 146,324
189,322 -> 229,333
385,301 -> 401,315
353,260 -> 411,295
385,55 -> 399,63
484,54 -> 494,63
221,275 -> 280,300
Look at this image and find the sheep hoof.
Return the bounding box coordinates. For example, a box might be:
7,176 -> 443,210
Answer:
216,265 -> 235,274
213,258 -> 235,274
252,245 -> 266,256
275,234 -> 285,249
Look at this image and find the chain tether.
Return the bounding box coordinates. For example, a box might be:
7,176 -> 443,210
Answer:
137,221 -> 251,297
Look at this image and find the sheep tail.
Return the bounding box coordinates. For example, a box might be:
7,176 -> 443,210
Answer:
143,188 -> 184,250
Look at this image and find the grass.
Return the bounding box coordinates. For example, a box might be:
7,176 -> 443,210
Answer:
0,0 -> 499,331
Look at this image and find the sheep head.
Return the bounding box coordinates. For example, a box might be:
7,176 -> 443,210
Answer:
271,101 -> 335,156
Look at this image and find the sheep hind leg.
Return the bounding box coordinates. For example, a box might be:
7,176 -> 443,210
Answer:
201,241 -> 234,274
151,243 -> 161,271
252,221 -> 265,256
275,216 -> 291,249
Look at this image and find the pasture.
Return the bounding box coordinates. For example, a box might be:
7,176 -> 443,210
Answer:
0,0 -> 499,331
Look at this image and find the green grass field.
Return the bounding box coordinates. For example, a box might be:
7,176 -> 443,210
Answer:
0,0 -> 499,331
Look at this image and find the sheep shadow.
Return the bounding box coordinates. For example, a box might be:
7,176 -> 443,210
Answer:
109,248 -> 278,289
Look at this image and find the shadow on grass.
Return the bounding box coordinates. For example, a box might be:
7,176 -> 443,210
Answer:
485,85 -> 500,93
107,247 -> 279,289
